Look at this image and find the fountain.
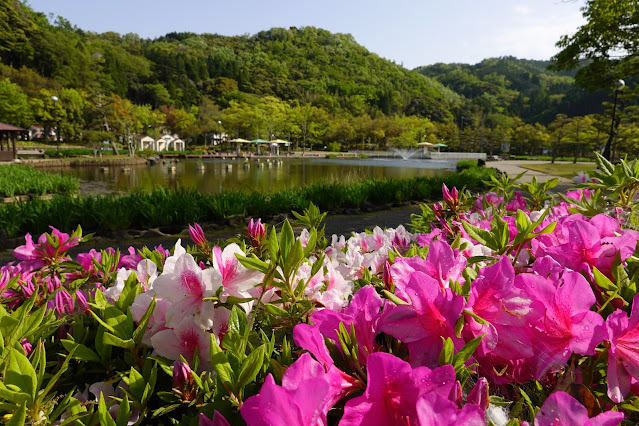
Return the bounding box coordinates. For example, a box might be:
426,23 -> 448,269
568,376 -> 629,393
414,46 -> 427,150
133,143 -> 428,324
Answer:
391,148 -> 419,160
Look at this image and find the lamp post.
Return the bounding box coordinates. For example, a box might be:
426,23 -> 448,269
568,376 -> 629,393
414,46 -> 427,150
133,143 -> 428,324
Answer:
51,96 -> 61,153
602,79 -> 625,161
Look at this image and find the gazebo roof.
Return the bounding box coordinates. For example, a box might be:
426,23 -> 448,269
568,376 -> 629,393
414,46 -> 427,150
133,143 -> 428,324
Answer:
0,122 -> 27,132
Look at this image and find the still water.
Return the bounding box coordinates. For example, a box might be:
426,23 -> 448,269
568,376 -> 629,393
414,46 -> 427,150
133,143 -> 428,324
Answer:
50,157 -> 457,195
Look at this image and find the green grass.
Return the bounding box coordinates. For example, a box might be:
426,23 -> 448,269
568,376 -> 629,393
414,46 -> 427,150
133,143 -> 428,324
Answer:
0,167 -> 496,238
518,163 -> 597,178
511,155 -> 594,162
0,165 -> 79,197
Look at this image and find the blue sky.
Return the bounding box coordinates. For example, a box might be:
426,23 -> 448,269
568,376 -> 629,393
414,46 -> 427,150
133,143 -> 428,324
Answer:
25,0 -> 585,69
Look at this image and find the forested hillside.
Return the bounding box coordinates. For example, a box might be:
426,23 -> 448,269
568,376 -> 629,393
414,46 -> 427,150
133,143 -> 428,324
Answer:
0,0 -> 635,158
416,58 -> 608,126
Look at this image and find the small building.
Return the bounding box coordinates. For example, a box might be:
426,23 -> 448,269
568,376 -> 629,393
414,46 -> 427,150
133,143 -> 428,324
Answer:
137,135 -> 156,151
155,134 -> 185,152
0,122 -> 28,161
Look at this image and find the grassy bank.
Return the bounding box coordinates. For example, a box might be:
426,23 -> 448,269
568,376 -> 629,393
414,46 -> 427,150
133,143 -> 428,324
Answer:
0,166 -> 495,238
0,165 -> 79,197
518,162 -> 597,178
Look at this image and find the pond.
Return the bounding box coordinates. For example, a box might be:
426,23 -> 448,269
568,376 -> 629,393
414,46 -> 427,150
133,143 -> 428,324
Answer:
49,157 -> 458,195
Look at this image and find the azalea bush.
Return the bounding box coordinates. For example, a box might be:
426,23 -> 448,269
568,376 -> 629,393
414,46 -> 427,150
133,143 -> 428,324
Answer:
1,154 -> 638,425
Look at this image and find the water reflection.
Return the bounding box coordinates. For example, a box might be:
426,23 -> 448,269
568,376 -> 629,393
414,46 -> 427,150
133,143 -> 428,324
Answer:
47,157 -> 457,195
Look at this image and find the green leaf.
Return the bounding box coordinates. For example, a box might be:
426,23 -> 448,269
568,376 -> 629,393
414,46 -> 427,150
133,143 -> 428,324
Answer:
209,335 -> 235,391
98,392 -> 117,426
235,345 -> 266,392
303,228 -> 318,258
102,333 -> 135,350
0,382 -> 31,404
103,305 -> 133,340
593,267 -> 617,292
264,303 -> 288,317
6,348 -> 37,401
115,394 -> 131,426
280,220 -> 295,260
282,239 -> 304,280
452,334 -> 484,372
461,221 -> 490,246
0,293 -> 36,365
439,337 -> 454,366
61,339 -> 100,362
132,295 -> 156,346
267,227 -> 280,260
237,254 -> 270,273
5,402 -> 26,426
227,305 -> 249,338
381,290 -> 408,305
38,345 -> 78,406
127,367 -> 145,402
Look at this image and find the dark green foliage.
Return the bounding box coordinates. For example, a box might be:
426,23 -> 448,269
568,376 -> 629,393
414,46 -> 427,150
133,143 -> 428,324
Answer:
0,167 -> 496,237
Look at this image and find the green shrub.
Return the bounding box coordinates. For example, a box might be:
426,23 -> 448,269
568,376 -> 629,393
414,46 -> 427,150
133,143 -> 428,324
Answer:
456,160 -> 477,170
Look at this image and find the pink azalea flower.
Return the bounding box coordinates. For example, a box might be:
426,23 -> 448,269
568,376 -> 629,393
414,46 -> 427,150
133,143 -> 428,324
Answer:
13,227 -> 80,270
606,293 -> 639,403
395,240 -> 466,290
415,393 -> 485,426
340,352 -> 456,426
380,271 -> 465,368
466,257 -> 540,359
241,374 -> 331,426
415,228 -> 442,248
150,317 -> 212,365
119,246 -> 144,270
311,285 -> 385,365
212,243 -> 263,301
153,253 -> 223,330
199,412 -> 230,426
285,353 -> 359,413
526,271 -> 606,379
304,261 -> 354,311
534,391 -> 624,426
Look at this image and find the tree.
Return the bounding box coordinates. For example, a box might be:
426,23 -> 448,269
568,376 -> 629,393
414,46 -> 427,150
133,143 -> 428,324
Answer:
0,78 -> 33,127
551,0 -> 639,92
548,114 -> 571,163
30,88 -> 66,143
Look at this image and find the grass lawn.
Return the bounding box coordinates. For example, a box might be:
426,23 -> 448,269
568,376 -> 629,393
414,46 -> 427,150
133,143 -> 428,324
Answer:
518,162 -> 597,178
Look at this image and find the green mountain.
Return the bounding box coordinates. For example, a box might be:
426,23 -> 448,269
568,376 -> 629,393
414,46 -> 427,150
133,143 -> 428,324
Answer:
0,0 -> 618,153
0,1 -> 461,121
416,57 -> 607,125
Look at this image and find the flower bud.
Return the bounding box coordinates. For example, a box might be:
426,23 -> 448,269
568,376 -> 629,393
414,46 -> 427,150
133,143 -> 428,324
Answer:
55,289 -> 75,316
188,223 -> 208,249
21,338 -> 32,356
75,290 -> 90,314
383,261 -> 394,292
467,377 -> 489,411
173,360 -> 193,389
247,218 -> 265,245
442,183 -> 459,209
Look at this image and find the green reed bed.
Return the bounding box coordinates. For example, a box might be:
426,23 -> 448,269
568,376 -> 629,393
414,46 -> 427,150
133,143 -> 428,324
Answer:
0,164 -> 79,197
0,167 -> 496,238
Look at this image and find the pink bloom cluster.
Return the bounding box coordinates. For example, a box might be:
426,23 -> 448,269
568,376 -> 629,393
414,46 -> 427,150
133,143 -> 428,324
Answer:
4,181 -> 638,425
